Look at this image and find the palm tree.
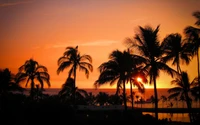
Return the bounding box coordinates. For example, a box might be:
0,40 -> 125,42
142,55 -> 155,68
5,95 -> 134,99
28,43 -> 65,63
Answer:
58,77 -> 88,105
16,58 -> 50,98
167,71 -> 197,123
179,95 -> 186,108
108,94 -> 123,105
94,49 -> 146,111
184,11 -> 200,99
135,95 -> 140,107
125,25 -> 177,120
85,92 -> 96,105
161,33 -> 192,74
96,92 -> 109,106
57,45 -> 93,106
160,95 -> 167,108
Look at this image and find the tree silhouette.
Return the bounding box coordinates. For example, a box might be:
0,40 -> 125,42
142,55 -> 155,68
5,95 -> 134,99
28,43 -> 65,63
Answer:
184,11 -> 200,101
0,68 -> 24,95
94,49 -> 147,111
167,71 -> 197,123
161,33 -> 192,73
58,77 -> 88,105
125,25 -> 177,120
57,46 -> 93,106
96,92 -> 109,106
16,58 -> 50,99
0,68 -> 24,111
160,95 -> 167,108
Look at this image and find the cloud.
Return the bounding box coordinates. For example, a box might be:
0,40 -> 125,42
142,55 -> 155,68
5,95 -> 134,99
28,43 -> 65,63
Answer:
47,40 -> 119,49
80,40 -> 118,46
0,1 -> 33,7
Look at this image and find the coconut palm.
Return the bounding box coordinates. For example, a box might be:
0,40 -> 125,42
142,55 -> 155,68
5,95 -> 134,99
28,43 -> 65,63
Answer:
179,95 -> 186,108
160,95 -> 167,108
16,58 -> 50,98
58,77 -> 88,105
57,46 -> 93,106
161,33 -> 192,74
85,92 -> 96,105
125,25 -> 177,120
95,92 -> 109,106
108,94 -> 123,105
184,11 -> 200,99
127,48 -> 148,109
167,71 -> 197,123
94,49 -> 146,111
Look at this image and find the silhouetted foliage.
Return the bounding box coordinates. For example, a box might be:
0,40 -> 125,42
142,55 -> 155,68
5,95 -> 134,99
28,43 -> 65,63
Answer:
16,58 -> 50,99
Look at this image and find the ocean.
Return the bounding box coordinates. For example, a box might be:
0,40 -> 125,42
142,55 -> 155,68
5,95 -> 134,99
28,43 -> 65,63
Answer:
24,88 -> 199,122
39,88 -> 199,108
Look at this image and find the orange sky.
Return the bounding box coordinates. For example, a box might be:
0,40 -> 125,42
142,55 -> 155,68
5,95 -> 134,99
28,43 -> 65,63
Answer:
0,0 -> 200,89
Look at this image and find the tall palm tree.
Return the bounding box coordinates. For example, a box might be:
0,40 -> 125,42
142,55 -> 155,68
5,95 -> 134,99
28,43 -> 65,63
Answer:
94,49 -> 146,111
57,46 -> 93,106
16,58 -> 50,98
161,33 -> 192,73
125,25 -> 177,120
167,71 -> 197,123
128,48 -> 148,109
184,11 -> 200,99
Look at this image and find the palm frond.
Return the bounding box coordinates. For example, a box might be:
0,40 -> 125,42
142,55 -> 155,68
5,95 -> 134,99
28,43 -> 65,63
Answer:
57,61 -> 71,74
167,87 -> 182,93
80,54 -> 93,63
193,11 -> 200,26
168,92 -> 180,100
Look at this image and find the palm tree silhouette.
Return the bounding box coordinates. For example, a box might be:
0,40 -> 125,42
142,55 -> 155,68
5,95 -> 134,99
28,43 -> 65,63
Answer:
108,94 -> 123,105
96,92 -> 109,106
57,46 -> 93,106
167,71 -> 197,123
94,49 -> 147,111
58,77 -> 88,105
184,11 -> 200,99
161,33 -> 192,73
16,58 -> 50,99
160,95 -> 167,108
125,25 -> 177,120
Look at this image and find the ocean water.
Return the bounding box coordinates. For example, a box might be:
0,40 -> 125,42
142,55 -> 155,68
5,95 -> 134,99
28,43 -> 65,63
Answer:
25,88 -> 199,122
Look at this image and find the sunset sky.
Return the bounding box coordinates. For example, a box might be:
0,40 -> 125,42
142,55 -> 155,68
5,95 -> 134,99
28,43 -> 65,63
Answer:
0,0 -> 200,89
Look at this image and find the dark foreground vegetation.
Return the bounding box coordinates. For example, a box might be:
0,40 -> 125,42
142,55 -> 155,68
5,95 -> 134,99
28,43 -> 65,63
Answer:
0,93 -> 199,125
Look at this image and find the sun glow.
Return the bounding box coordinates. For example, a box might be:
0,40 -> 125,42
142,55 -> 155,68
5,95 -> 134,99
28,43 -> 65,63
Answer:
137,77 -> 142,82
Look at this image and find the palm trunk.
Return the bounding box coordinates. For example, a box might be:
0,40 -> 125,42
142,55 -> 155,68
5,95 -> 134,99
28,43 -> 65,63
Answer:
185,92 -> 193,123
197,50 -> 200,106
30,79 -> 34,99
130,80 -> 134,109
73,67 -> 76,107
123,79 -> 127,111
153,75 -> 159,121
